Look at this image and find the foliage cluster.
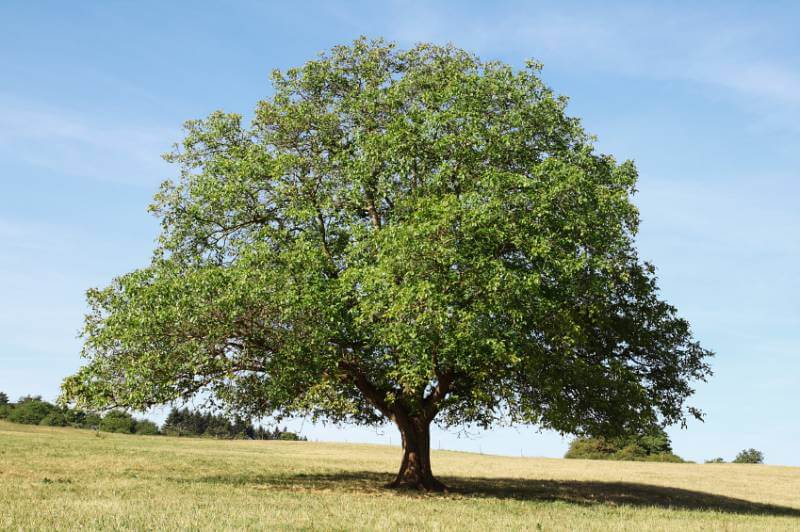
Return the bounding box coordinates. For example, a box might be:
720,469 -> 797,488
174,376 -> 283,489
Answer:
704,449 -> 765,464
733,448 -> 765,464
564,428 -> 684,462
99,410 -> 135,434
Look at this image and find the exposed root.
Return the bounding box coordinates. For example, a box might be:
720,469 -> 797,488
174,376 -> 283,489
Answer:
387,476 -> 449,493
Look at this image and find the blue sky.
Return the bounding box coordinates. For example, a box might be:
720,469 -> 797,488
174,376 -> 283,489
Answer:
1,1 -> 798,465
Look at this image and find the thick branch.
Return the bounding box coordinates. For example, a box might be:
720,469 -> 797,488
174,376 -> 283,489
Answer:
315,210 -> 335,264
366,194 -> 382,229
364,167 -> 382,230
339,361 -> 394,420
422,370 -> 453,420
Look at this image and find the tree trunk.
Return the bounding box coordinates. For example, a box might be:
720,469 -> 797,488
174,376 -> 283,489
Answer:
388,416 -> 447,491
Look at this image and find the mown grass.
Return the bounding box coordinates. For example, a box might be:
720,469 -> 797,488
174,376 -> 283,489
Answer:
1,421 -> 799,530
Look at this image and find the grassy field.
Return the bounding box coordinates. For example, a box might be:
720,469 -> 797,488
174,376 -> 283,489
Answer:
1,421 -> 799,530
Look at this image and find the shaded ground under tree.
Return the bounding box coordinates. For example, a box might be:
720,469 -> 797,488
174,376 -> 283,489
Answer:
191,470 -> 800,518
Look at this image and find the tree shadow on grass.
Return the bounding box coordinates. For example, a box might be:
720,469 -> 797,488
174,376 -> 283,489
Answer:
447,475 -> 800,518
192,470 -> 800,518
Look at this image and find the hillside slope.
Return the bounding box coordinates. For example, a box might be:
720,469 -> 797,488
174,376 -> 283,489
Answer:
1,421 -> 799,530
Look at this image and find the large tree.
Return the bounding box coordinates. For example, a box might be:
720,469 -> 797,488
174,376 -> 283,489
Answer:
62,38 -> 712,490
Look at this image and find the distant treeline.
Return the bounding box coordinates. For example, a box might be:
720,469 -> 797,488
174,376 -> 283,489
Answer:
162,407 -> 305,440
0,392 -> 304,441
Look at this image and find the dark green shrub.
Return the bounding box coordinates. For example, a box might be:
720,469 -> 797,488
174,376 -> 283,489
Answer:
40,410 -> 68,426
565,428 -> 683,462
705,457 -> 725,463
82,412 -> 102,429
636,430 -> 674,455
63,408 -> 101,428
0,392 -> 161,435
8,397 -> 55,425
134,419 -> 160,435
564,437 -> 618,460
99,410 -> 136,433
733,448 -> 764,464
639,452 -> 685,463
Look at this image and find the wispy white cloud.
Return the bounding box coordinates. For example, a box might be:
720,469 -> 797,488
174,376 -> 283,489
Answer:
363,3 -> 800,118
0,95 -> 178,186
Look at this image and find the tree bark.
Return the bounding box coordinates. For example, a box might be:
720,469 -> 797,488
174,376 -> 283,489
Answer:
388,416 -> 447,491
341,361 -> 449,491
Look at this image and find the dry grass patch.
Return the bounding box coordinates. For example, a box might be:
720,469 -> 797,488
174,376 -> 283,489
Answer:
1,421 -> 799,530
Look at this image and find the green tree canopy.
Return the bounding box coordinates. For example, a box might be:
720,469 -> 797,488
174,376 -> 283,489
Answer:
565,427 -> 683,462
99,410 -> 136,434
9,396 -> 55,425
733,448 -> 764,464
62,38 -> 712,490
134,419 -> 160,436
